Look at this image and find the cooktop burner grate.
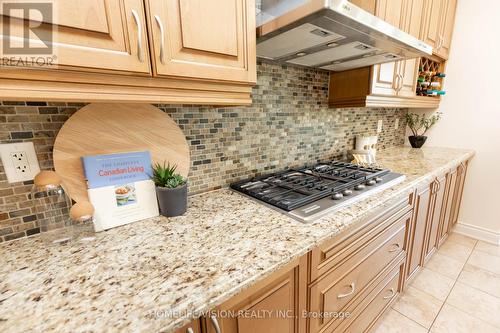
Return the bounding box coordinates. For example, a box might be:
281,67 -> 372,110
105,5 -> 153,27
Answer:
231,161 -> 391,211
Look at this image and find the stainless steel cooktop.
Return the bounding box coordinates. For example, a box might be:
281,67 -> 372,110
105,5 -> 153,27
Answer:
231,161 -> 405,223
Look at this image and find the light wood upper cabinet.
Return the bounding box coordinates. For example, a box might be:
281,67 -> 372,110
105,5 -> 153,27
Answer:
404,0 -> 425,39
398,58 -> 419,97
371,0 -> 405,97
1,0 -> 151,74
146,0 -> 256,83
437,0 -> 457,59
421,0 -> 442,49
422,0 -> 457,59
0,0 -> 256,104
371,0 -> 418,98
371,62 -> 399,97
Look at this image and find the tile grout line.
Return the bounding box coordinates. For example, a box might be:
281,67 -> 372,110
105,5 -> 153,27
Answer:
426,240 -> 478,331
391,307 -> 429,331
387,238 -> 470,331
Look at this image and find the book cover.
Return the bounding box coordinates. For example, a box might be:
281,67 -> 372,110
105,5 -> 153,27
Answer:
81,151 -> 159,231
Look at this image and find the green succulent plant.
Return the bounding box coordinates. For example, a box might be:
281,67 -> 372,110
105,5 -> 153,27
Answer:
405,112 -> 441,136
151,162 -> 186,188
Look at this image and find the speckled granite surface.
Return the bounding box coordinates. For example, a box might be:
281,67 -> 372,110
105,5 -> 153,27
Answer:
0,146 -> 474,333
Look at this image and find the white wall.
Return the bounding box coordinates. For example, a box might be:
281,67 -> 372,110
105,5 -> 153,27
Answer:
417,0 -> 500,242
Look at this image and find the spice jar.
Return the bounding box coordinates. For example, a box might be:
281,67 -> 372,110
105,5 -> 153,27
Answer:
69,201 -> 96,242
31,171 -> 73,244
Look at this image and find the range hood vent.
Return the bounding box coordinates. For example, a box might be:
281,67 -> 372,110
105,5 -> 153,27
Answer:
257,0 -> 432,71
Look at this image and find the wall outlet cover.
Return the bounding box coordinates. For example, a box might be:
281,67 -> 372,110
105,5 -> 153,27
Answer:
0,142 -> 40,183
377,119 -> 383,133
395,118 -> 399,130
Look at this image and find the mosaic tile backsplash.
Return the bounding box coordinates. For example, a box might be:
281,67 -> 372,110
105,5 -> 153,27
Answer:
0,62 -> 406,242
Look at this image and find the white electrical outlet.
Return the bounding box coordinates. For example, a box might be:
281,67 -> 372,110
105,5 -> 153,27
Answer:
395,118 -> 399,130
0,142 -> 40,183
377,119 -> 383,133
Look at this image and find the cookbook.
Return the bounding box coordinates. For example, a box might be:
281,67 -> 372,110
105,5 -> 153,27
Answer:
82,151 -> 159,231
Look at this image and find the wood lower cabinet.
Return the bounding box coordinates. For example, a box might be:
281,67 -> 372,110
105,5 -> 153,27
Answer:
438,167 -> 458,246
194,160 -> 470,333
406,159 -> 470,283
205,258 -> 307,333
405,183 -> 432,281
423,175 -> 447,263
309,209 -> 410,333
450,161 -> 468,228
174,320 -> 202,333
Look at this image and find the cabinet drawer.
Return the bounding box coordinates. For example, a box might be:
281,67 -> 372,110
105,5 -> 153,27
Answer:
311,196 -> 412,282
343,264 -> 400,333
309,211 -> 409,332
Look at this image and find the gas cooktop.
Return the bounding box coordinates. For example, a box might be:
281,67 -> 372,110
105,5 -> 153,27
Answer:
230,161 -> 405,222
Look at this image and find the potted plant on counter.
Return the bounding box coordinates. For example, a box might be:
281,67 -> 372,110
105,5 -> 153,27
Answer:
405,112 -> 441,148
152,162 -> 187,217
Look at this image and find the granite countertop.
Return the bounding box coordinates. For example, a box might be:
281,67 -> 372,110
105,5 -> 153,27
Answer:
0,146 -> 474,333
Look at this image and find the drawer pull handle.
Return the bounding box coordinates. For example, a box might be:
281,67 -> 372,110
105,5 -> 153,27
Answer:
337,282 -> 356,299
131,9 -> 144,62
187,328 -> 194,333
154,15 -> 165,64
210,315 -> 222,333
388,243 -> 401,253
383,288 -> 395,299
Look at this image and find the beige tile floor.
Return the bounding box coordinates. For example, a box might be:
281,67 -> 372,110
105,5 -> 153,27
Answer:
373,233 -> 500,333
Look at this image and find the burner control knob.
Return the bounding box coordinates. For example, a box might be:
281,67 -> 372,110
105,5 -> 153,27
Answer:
366,179 -> 376,186
332,193 -> 344,200
342,189 -> 353,196
354,184 -> 366,191
375,177 -> 383,183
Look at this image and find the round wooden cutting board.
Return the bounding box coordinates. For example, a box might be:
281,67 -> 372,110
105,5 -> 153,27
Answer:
53,103 -> 190,202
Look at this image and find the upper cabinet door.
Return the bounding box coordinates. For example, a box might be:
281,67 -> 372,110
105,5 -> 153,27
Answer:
146,0 -> 256,84
435,0 -> 457,59
397,58 -> 418,97
0,0 -> 151,73
404,0 -> 425,39
421,0 -> 443,50
422,0 -> 457,59
371,0 -> 405,97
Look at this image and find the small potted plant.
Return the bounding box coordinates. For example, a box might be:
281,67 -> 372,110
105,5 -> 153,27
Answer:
152,162 -> 187,217
405,112 -> 441,148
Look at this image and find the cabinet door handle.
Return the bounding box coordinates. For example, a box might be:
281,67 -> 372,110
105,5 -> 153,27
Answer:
187,328 -> 194,333
394,74 -> 403,92
131,9 -> 144,62
388,243 -> 401,253
154,15 -> 165,65
383,288 -> 395,299
337,282 -> 356,299
210,315 -> 222,333
392,73 -> 399,91
393,73 -> 401,92
437,35 -> 443,50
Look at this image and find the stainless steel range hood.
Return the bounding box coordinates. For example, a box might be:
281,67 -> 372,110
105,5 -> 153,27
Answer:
256,0 -> 432,71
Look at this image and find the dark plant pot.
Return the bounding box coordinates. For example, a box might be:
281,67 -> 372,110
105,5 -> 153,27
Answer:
156,183 -> 187,217
408,135 -> 428,148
